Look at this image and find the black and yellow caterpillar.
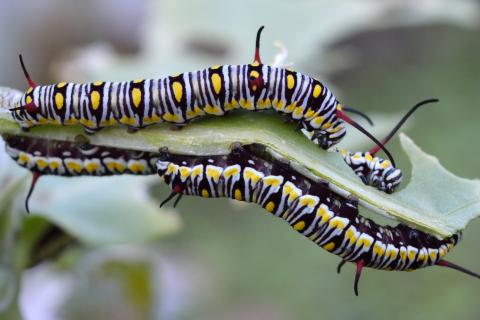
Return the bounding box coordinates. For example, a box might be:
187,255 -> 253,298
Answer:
3,134 -> 479,295
9,27 -> 412,192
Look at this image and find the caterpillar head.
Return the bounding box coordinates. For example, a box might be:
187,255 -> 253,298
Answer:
338,150 -> 402,193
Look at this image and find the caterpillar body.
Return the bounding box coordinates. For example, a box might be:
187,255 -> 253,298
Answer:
10,27 -> 403,192
4,134 -> 478,295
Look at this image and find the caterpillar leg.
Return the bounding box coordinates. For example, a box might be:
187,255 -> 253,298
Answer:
437,260 -> 480,279
354,259 -> 366,296
159,185 -> 184,208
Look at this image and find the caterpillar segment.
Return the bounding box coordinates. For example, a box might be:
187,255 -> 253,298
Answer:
10,27 -> 395,166
3,134 -> 160,213
156,145 -> 479,295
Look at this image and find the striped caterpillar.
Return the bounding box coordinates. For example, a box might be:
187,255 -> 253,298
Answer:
9,27 -> 407,192
3,135 -> 479,295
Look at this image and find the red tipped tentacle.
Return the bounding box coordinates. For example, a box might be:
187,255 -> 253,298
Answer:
19,54 -> 37,88
253,26 -> 265,64
437,260 -> 480,279
160,184 -> 184,208
336,107 -> 396,167
354,259 -> 366,296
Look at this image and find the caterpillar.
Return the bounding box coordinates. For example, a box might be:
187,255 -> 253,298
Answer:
4,134 -> 478,295
337,98 -> 438,193
9,27 -> 399,183
156,144 -> 479,295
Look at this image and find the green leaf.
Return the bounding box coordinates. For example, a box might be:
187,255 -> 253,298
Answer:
1,87 -> 479,237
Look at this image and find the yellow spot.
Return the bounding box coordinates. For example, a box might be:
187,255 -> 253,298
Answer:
163,113 -> 183,123
223,166 -> 239,178
381,160 -> 391,168
206,166 -> 222,182
26,96 -> 32,104
27,87 -> 33,94
36,159 -> 48,170
365,153 -> 373,162
18,152 -> 30,165
186,110 -> 197,119
293,106 -> 304,117
133,79 -> 144,83
385,246 -> 398,260
265,201 -> 275,213
439,247 -> 447,258
311,116 -> 324,127
211,73 -> 222,95
211,65 -> 221,70
79,118 -> 95,127
201,189 -> 210,198
240,99 -> 253,110
408,248 -> 418,261
166,163 -> 179,175
283,182 -> 300,202
179,167 -> 191,180
322,242 -> 335,251
57,82 -> 67,88
93,81 -> 104,86
251,61 -> 260,67
356,235 -> 373,250
312,84 -> 322,98
191,166 -> 203,178
263,176 -> 281,187
106,161 -> 126,173
316,205 -> 332,224
65,117 -> 78,125
428,249 -> 438,261
293,221 -> 305,231
85,162 -> 100,173
304,109 -> 316,119
49,161 -> 61,170
328,217 -> 348,230
194,105 -> 205,115
65,160 -> 83,173
204,104 -> 223,115
129,162 -> 146,173
91,91 -> 101,110
172,81 -> 183,102
287,74 -> 295,90
299,196 -> 316,207
373,242 -> 385,257
345,226 -> 358,245
250,70 -> 259,78
418,250 -> 427,263
243,168 -> 262,184
131,88 -> 142,108
119,116 -> 136,126
234,189 -> 242,201
400,248 -> 407,262
55,93 -> 64,110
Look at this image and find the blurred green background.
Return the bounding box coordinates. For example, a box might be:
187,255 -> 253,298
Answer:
1,0 -> 480,319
